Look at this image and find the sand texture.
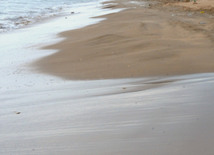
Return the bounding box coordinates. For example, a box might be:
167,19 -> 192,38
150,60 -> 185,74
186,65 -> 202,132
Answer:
172,0 -> 214,12
1,1 -> 214,154
34,0 -> 214,80
1,74 -> 214,155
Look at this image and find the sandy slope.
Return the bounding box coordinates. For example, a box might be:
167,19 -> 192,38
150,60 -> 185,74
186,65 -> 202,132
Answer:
34,0 -> 214,80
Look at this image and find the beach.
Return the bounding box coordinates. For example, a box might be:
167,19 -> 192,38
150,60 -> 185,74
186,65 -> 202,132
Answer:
1,74 -> 214,154
1,0 -> 214,154
35,0 -> 214,80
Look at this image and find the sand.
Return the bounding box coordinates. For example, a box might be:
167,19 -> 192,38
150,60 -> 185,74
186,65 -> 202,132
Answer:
1,74 -> 214,154
34,0 -> 214,80
172,0 -> 214,12
1,0 -> 214,154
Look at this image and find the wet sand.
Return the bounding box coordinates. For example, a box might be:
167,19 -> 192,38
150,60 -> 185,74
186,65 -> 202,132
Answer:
1,74 -> 214,154
1,0 -> 214,154
34,0 -> 214,80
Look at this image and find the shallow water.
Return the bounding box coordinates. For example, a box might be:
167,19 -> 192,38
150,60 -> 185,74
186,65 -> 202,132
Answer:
0,0 -> 99,32
0,1 -> 122,92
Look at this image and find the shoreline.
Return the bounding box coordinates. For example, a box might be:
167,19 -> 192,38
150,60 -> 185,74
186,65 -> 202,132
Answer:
1,1 -> 214,154
0,0 -> 121,91
34,0 -> 214,80
0,0 -> 105,33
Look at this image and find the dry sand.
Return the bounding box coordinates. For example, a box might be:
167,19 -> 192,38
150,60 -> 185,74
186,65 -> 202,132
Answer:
172,0 -> 214,12
34,0 -> 214,80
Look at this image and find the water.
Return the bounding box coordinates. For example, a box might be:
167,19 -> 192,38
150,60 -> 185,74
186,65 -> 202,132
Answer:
0,0 -> 123,91
0,0 -> 98,32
